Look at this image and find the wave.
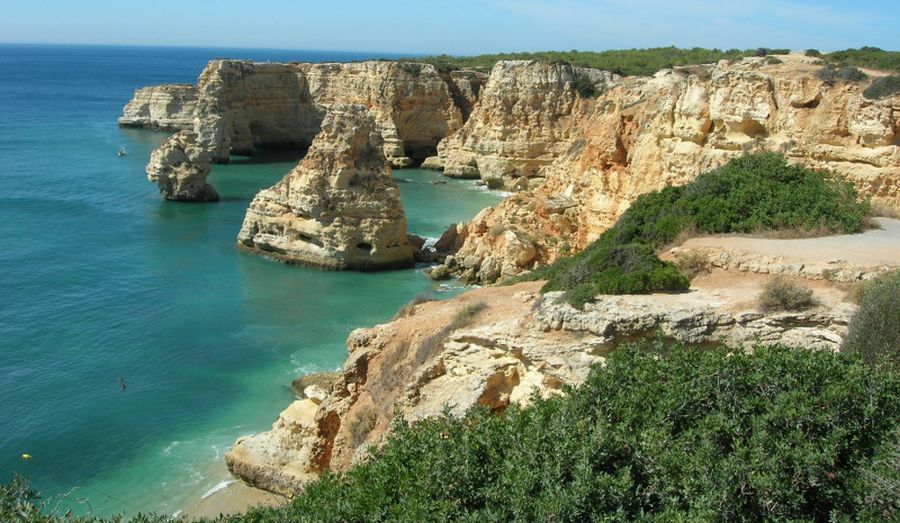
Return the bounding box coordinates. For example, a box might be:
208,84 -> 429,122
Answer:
201,479 -> 236,500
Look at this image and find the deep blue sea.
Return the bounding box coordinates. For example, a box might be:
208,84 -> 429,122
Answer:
0,44 -> 501,516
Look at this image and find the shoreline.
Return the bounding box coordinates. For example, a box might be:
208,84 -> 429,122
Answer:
178,460 -> 288,519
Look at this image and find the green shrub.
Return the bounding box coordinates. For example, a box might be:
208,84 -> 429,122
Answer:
522,153 -> 869,307
765,56 -> 783,65
570,72 -> 597,98
758,275 -> 817,312
541,241 -> 689,308
858,427 -> 900,520
410,46 -> 756,76
841,270 -> 900,369
805,49 -> 822,57
825,47 -> 900,73
273,344 -> 900,522
863,75 -> 900,100
815,65 -> 868,83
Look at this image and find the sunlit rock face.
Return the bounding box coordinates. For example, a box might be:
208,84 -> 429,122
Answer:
440,55 -> 900,284
236,105 -> 414,270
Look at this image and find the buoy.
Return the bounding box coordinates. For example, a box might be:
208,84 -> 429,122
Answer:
21,453 -> 32,461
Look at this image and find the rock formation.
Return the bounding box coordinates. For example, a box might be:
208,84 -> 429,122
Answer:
439,54 -> 900,283
236,105 -> 414,269
192,60 -> 465,167
145,131 -> 218,202
438,61 -> 619,189
118,84 -> 198,131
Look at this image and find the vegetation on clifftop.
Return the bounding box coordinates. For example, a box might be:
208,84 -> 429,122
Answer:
6,343 -> 899,522
411,46 -> 757,76
522,153 -> 869,308
410,46 -> 900,77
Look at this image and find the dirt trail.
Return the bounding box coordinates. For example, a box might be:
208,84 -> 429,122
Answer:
679,218 -> 900,266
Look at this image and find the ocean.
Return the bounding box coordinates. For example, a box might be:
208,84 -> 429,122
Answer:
0,44 -> 501,516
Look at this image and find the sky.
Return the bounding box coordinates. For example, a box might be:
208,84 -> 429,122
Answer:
1,0 -> 897,55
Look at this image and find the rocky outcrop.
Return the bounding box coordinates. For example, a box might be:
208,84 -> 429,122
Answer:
442,70 -> 488,119
118,84 -> 198,131
145,131 -> 218,201
441,55 -> 900,284
193,60 -> 464,167
236,105 -> 414,269
226,261 -> 867,494
438,61 -> 619,189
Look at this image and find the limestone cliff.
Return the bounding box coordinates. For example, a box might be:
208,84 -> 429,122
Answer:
145,131 -> 218,202
236,105 -> 413,269
118,84 -> 198,131
438,61 -> 619,189
225,218 -> 900,495
193,60 -> 464,167
440,54 -> 900,284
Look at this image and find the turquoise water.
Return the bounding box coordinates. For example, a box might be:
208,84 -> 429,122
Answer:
0,44 -> 501,516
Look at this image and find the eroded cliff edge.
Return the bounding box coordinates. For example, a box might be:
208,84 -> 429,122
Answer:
118,84 -> 198,131
434,54 -> 900,283
224,221 -> 900,496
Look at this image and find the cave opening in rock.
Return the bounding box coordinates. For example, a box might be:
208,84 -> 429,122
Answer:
356,242 -> 374,253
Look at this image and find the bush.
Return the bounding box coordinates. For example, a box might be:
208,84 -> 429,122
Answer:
859,428 -> 900,520
825,47 -> 900,73
523,153 -> 869,307
816,65 -> 868,83
272,344 -> 900,522
765,56 -> 783,65
541,241 -> 689,308
411,46 -> 756,76
805,49 -> 822,57
758,275 -> 817,312
673,249 -> 710,279
863,75 -> 900,100
570,72 -> 597,98
841,270 -> 900,368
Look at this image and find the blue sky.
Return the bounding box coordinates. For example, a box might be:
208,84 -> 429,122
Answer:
1,0 -> 897,55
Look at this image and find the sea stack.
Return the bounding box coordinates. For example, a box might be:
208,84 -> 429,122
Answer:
236,105 -> 414,270
145,131 -> 219,202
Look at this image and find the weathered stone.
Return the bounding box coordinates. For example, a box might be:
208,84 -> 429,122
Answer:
118,84 -> 198,131
439,60 -> 619,187
236,105 -> 414,270
145,131 -> 218,202
192,60 -> 464,166
420,155 -> 445,170
446,54 -> 900,282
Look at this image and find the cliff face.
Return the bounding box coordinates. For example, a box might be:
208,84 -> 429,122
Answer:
441,55 -> 900,284
118,84 -> 198,131
145,131 -> 218,202
193,60 -> 464,167
437,61 -> 619,189
236,105 -> 413,269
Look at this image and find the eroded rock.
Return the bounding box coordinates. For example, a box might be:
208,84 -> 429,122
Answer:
236,105 -> 414,269
118,84 -> 198,131
145,131 -> 218,202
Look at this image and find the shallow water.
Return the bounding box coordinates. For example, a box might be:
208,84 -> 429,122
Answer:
0,44 -> 501,516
